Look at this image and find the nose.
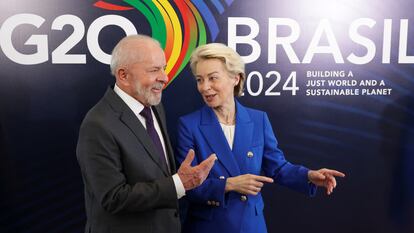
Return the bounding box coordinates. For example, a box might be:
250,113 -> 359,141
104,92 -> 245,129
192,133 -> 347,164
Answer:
158,70 -> 168,84
198,81 -> 210,93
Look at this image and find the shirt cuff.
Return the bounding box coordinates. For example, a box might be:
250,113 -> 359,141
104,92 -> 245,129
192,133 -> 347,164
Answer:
172,173 -> 186,199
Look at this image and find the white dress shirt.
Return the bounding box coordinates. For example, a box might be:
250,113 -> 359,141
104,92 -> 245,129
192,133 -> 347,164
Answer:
114,85 -> 186,198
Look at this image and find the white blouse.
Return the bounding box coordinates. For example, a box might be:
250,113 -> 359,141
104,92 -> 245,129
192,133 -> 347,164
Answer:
220,123 -> 235,150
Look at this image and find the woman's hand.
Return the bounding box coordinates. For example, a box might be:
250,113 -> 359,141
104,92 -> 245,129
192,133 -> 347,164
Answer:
308,168 -> 346,195
225,174 -> 274,195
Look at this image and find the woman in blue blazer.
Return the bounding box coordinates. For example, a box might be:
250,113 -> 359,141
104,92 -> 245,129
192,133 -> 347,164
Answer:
176,43 -> 345,233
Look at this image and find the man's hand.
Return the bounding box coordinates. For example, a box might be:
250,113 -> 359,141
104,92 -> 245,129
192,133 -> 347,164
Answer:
308,168 -> 346,195
225,174 -> 274,195
177,149 -> 217,190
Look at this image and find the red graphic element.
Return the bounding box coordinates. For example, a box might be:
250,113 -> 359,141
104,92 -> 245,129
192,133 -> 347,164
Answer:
169,0 -> 193,80
94,1 -> 133,11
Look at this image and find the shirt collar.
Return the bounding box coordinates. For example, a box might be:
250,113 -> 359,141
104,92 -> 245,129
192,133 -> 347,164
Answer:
113,84 -> 145,117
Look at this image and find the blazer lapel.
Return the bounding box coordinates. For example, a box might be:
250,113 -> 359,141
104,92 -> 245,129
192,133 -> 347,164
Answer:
232,100 -> 254,173
104,88 -> 170,176
199,106 -> 241,177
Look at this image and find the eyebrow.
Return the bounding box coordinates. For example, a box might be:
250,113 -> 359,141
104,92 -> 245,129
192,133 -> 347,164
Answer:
196,71 -> 219,77
147,65 -> 165,70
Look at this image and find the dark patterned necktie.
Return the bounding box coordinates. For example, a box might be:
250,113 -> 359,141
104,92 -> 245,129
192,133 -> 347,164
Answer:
140,106 -> 168,170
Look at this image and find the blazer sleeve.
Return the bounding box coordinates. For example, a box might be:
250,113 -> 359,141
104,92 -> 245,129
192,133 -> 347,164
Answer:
76,117 -> 178,214
176,117 -> 227,206
261,112 -> 317,196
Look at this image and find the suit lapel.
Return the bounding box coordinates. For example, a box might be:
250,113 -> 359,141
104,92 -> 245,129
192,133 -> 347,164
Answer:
199,106 -> 241,177
152,105 -> 175,174
104,88 -> 170,176
232,101 -> 254,173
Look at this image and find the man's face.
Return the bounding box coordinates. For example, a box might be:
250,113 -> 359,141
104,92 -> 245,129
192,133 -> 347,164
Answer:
121,41 -> 167,106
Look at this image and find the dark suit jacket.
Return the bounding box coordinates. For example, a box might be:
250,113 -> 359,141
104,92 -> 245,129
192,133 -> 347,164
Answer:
77,88 -> 180,233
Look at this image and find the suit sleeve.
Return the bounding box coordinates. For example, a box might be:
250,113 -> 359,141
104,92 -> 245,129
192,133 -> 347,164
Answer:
176,117 -> 227,206
76,118 -> 177,214
261,112 -> 317,196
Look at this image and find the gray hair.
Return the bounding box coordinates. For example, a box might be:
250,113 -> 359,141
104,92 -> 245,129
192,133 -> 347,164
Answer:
110,35 -> 161,76
190,43 -> 246,96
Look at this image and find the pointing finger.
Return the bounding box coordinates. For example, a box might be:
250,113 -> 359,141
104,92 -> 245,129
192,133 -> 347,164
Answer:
324,169 -> 346,178
251,175 -> 274,183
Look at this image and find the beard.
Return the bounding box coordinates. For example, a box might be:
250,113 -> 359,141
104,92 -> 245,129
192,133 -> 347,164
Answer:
135,81 -> 163,106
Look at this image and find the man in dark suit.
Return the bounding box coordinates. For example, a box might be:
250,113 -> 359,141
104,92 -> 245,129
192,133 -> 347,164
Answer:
76,35 -> 217,233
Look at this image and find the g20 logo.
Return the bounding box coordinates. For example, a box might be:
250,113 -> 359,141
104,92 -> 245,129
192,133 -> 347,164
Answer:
0,13 -> 136,65
0,0 -> 233,82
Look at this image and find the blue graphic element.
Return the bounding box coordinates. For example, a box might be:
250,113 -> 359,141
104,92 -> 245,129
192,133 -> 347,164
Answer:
191,0 -> 234,40
211,0 -> 225,13
192,0 -> 219,40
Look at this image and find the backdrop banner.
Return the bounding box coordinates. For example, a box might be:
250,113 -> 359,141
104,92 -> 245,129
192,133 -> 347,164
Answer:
1,1 -> 413,233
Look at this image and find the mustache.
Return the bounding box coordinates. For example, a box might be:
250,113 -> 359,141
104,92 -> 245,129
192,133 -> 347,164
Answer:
152,82 -> 164,90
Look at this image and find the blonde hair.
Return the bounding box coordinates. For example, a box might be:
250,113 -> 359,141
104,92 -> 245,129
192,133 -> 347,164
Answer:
190,43 -> 245,96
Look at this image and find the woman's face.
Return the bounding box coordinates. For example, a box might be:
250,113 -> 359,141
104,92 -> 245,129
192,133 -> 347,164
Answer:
194,58 -> 239,109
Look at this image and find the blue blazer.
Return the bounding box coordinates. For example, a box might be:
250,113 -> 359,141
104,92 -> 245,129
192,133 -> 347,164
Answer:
176,100 -> 316,233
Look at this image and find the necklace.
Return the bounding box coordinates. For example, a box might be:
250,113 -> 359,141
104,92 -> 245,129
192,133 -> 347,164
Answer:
218,115 -> 235,125
214,106 -> 236,125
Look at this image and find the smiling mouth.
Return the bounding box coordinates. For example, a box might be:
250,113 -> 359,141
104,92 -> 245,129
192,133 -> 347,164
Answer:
204,94 -> 216,101
151,87 -> 162,93
151,84 -> 164,93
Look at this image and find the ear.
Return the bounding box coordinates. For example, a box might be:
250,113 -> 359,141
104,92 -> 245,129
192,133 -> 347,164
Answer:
234,73 -> 241,86
116,67 -> 129,86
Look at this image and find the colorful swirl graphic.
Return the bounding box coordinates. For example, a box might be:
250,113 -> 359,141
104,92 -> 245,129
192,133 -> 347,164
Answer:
94,0 -> 234,86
